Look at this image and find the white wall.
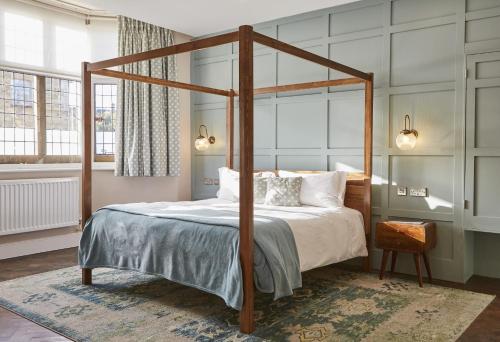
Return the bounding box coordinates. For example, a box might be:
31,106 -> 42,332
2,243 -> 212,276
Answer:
0,3 -> 192,259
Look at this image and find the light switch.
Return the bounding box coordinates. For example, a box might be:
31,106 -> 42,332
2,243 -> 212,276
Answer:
397,187 -> 407,196
213,178 -> 220,185
203,178 -> 213,185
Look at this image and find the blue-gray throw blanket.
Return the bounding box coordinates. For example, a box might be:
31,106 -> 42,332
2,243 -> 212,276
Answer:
79,203 -> 302,310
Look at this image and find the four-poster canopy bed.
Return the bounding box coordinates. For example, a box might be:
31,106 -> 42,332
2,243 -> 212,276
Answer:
79,25 -> 374,334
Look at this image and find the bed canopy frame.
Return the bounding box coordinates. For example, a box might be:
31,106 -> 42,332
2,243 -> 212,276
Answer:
80,25 -> 373,334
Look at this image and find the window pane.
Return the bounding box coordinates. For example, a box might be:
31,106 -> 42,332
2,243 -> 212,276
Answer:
69,143 -> 78,155
4,13 -> 43,67
25,141 -> 35,155
5,141 -> 14,154
0,69 -> 37,156
94,83 -> 117,156
45,76 -> 81,156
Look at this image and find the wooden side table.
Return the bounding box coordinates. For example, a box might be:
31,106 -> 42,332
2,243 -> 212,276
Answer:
375,221 -> 437,287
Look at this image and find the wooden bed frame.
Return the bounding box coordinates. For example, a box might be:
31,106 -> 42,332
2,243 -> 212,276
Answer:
80,25 -> 373,334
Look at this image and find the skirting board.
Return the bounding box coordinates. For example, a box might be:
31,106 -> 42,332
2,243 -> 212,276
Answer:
0,226 -> 81,260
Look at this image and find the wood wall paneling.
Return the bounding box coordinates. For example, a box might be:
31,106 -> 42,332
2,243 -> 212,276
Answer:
329,36 -> 384,89
278,16 -> 324,43
466,15 -> 500,43
467,0 -> 500,12
465,52 -> 500,238
330,3 -> 383,36
276,100 -> 324,148
389,155 -> 454,214
389,91 -> 455,149
276,155 -> 323,170
232,54 -> 275,89
476,60 -> 500,79
390,24 -> 456,86
191,0 -> 500,282
193,61 -> 230,104
328,93 -> 383,149
391,0 -> 456,25
475,87 -> 500,148
474,157 -> 500,218
277,45 -> 327,88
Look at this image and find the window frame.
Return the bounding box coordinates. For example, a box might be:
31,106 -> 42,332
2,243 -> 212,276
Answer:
0,67 -> 82,164
92,79 -> 118,163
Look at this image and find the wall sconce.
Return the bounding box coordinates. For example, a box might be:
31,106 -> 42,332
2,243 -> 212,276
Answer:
194,125 -> 215,151
396,114 -> 418,150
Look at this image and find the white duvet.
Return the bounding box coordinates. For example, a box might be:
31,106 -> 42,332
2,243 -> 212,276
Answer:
162,198 -> 368,272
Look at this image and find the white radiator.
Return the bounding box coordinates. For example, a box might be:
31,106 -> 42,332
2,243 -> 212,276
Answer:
0,177 -> 79,236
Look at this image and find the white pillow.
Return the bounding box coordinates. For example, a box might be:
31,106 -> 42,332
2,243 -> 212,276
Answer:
217,167 -> 240,201
278,170 -> 347,208
217,167 -> 275,202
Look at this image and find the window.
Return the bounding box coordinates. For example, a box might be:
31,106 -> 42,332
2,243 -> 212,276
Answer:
0,70 -> 37,158
94,83 -> 117,162
45,77 -> 81,156
4,13 -> 44,67
0,68 -> 81,163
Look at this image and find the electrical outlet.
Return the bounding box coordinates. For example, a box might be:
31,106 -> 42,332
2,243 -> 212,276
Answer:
213,178 -> 220,185
409,187 -> 428,197
397,187 -> 407,196
203,178 -> 213,185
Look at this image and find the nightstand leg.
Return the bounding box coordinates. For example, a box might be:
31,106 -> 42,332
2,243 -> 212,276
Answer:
422,252 -> 432,283
390,251 -> 398,274
379,250 -> 390,280
413,253 -> 423,287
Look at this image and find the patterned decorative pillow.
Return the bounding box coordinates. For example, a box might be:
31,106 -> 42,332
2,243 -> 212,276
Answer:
254,177 -> 268,204
264,177 -> 302,206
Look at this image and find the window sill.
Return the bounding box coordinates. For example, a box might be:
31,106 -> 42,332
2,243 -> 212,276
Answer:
0,162 -> 115,173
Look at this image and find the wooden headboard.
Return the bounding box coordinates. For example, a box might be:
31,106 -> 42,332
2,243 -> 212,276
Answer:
345,175 -> 372,237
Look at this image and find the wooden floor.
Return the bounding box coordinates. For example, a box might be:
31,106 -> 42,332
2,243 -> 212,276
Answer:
0,248 -> 498,342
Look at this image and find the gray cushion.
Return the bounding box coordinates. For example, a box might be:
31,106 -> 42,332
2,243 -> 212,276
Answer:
264,177 -> 302,206
254,177 -> 268,204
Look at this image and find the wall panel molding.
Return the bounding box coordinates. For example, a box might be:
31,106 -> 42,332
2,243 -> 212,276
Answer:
189,0 -> 491,283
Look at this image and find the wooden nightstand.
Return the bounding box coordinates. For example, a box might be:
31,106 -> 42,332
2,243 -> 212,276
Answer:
376,221 -> 437,287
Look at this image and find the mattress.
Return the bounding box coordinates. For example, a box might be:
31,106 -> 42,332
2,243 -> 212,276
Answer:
159,198 -> 368,272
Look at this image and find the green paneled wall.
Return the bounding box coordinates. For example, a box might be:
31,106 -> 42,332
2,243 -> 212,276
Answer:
191,0 -> 500,282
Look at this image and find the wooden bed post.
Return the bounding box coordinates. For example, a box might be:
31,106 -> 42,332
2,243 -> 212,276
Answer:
363,73 -> 374,273
81,61 -> 93,285
238,25 -> 255,334
226,89 -> 235,169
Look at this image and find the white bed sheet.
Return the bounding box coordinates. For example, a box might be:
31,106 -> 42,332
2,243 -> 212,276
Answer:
158,198 -> 368,272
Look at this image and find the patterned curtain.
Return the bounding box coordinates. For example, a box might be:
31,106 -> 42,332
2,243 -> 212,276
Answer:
115,16 -> 180,176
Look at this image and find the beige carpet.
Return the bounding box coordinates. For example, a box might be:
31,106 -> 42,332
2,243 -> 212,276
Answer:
0,266 -> 493,341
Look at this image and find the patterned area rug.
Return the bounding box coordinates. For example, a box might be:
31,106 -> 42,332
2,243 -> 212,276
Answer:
0,266 -> 493,342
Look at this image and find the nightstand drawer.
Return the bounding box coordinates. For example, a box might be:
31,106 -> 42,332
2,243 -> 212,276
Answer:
375,221 -> 436,252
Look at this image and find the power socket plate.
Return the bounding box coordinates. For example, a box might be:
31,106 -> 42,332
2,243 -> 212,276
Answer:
409,187 -> 428,197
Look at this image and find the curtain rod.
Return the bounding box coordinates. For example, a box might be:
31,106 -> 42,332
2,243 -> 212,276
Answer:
15,0 -> 117,21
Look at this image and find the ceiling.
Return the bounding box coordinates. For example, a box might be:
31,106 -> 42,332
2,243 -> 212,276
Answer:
69,0 -> 360,36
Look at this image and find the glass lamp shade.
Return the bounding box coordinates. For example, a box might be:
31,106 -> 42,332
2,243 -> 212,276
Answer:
396,131 -> 417,150
194,136 -> 210,151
